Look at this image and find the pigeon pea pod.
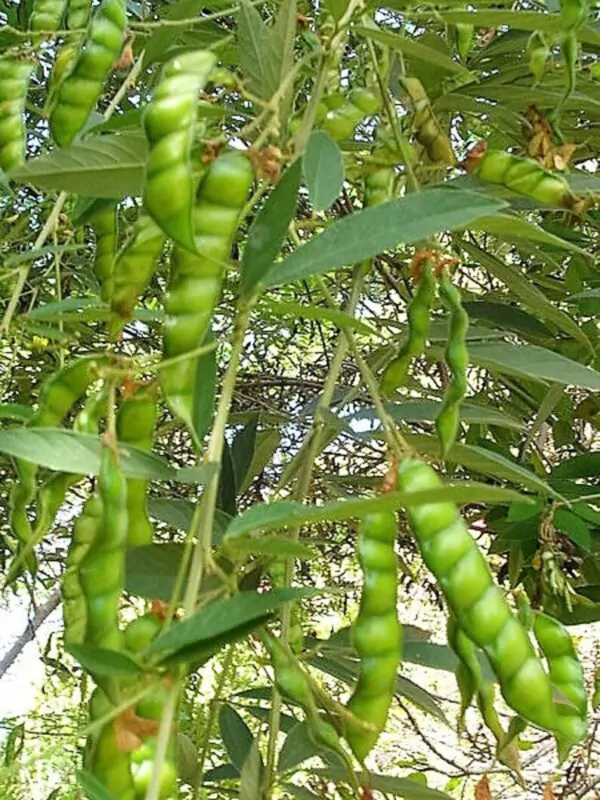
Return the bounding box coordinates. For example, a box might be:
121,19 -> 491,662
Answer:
142,50 -> 217,251
117,382 -> 158,547
109,215 -> 165,337
79,438 -> 128,652
435,270 -> 469,456
399,77 -> 455,166
86,688 -> 136,799
49,0 -> 126,147
396,458 -> 580,745
90,204 -> 118,303
381,258 -> 436,394
67,0 -> 91,29
345,511 -> 402,762
0,55 -> 35,172
364,165 -> 394,207
322,87 -> 381,142
161,150 -> 253,431
30,0 -> 67,31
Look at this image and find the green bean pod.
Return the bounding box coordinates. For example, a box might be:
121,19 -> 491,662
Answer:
345,511 -> 401,762
381,259 -> 436,395
8,356 -> 106,578
0,56 -> 35,173
399,77 -> 456,166
79,439 -> 128,651
49,0 -> 126,147
470,147 -> 582,211
456,22 -> 475,62
534,611 -> 587,749
117,383 -> 158,547
447,615 -> 481,728
528,32 -> 550,84
67,0 -> 91,30
396,458 -> 577,743
435,271 -> 469,457
161,150 -> 253,429
45,43 -> 79,116
322,87 -> 381,142
29,0 -> 67,30
561,31 -> 578,102
87,688 -> 136,799
364,166 -> 394,207
63,495 -> 103,645
109,215 -> 165,337
142,50 -> 217,252
89,204 -> 118,303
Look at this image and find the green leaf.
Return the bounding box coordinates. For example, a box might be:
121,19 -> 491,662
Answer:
219,705 -> 261,774
231,416 -> 259,496
192,331 -> 217,443
66,644 -> 142,678
461,240 -> 592,353
357,25 -> 471,77
551,452 -> 600,479
265,189 -> 506,286
554,509 -> 592,551
405,434 -> 558,497
203,763 -> 240,782
239,741 -> 263,800
263,299 -> 378,336
468,214 -> 587,253
324,0 -> 348,21
225,483 -> 532,539
9,133 -> 147,198
278,722 -> 322,772
0,403 -> 33,422
315,768 -> 453,798
242,159 -> 301,296
468,343 -> 600,391
462,302 -> 552,341
238,428 -> 282,495
77,770 -> 117,800
146,588 -> 321,662
349,400 -> 525,430
238,0 -> 280,100
223,536 -> 317,559
125,543 -> 192,602
303,131 -> 344,211
218,439 -> 238,517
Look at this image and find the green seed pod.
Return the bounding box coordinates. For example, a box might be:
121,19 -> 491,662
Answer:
456,23 -> 475,62
561,31 -> 578,102
396,458 -> 578,743
67,0 -> 91,30
322,87 -> 381,142
534,612 -> 587,721
399,77 -> 456,166
63,495 -> 103,645
123,612 -> 162,655
142,50 -> 217,252
30,0 -> 67,31
435,271 -> 469,456
117,383 -> 158,547
161,150 -> 253,431
381,258 -> 436,394
49,0 -> 126,147
131,737 -> 178,800
8,356 -> 107,578
528,32 -> 550,84
79,440 -> 128,652
87,689 -> 136,799
0,56 -> 35,173
364,166 -> 394,207
345,511 -> 401,762
447,615 -> 481,728
89,204 -> 118,303
109,215 -> 165,337
473,148 -> 581,210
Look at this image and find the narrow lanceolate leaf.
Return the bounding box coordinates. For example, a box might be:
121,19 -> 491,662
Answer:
303,131 -> 344,211
225,483 -> 532,539
357,25 -> 472,77
77,770 -> 118,800
238,0 -> 281,100
9,133 -> 148,198
219,705 -> 261,774
66,644 -> 142,678
265,189 -> 506,286
468,343 -> 600,391
242,159 -> 301,296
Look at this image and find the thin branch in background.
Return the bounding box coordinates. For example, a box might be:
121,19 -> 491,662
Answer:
0,590 -> 61,681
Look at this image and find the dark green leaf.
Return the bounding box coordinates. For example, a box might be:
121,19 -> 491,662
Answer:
77,770 -> 117,800
242,159 -> 301,296
314,768 -> 453,798
231,416 -> 259,496
219,705 -> 261,773
554,509 -> 592,551
218,439 -> 238,517
0,403 -> 34,422
192,330 -> 217,443
66,644 -> 142,678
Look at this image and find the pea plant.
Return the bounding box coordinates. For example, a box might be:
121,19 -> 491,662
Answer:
1,0 -> 600,799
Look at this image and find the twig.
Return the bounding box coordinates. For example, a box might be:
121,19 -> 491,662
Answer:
0,590 -> 61,681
